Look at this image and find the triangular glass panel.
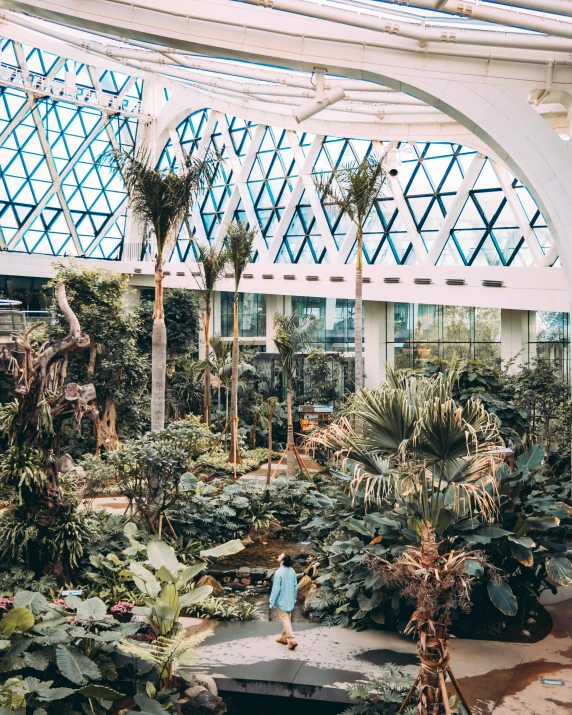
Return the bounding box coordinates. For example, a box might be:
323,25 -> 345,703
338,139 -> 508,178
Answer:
468,234 -> 504,266
437,236 -> 466,266
454,196 -> 486,230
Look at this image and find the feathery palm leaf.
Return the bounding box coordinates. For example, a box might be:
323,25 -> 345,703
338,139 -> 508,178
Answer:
105,148 -> 213,258
314,156 -> 387,226
225,220 -> 255,292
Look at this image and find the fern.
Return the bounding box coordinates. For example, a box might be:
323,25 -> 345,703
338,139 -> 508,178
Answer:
118,629 -> 210,683
341,666 -> 417,715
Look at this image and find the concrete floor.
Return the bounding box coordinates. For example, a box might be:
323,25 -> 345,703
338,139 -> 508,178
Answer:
187,590 -> 572,713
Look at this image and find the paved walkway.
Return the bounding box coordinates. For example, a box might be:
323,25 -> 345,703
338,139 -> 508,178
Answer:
186,589 -> 572,713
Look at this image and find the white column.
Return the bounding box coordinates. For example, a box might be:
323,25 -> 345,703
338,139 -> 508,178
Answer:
501,309 -> 528,371
364,300 -> 387,389
265,293 -> 281,352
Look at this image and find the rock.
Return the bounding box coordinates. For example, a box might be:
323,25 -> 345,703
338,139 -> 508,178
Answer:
265,569 -> 276,581
196,575 -> 225,598
194,674 -> 218,697
527,617 -> 536,625
227,582 -> 247,592
303,584 -> 319,613
184,686 -> 207,699
240,578 -> 251,586
250,567 -> 266,580
237,567 -> 251,578
242,534 -> 254,547
180,690 -> 227,714
522,629 -> 531,637
297,575 -> 314,603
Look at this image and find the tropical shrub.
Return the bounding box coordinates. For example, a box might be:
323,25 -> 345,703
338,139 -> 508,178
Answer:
341,665 -> 417,715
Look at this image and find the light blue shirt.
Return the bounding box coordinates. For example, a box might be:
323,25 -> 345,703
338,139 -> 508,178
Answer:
269,565 -> 298,613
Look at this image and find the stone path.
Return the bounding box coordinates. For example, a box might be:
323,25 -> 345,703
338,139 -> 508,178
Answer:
186,589 -> 572,713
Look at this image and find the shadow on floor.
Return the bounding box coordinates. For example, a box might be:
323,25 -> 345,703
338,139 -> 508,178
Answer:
224,693 -> 348,714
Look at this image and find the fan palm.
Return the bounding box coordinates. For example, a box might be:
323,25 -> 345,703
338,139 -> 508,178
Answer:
314,156 -> 386,392
110,148 -> 212,430
191,243 -> 229,426
310,367 -> 503,714
273,313 -> 316,477
225,221 -> 256,465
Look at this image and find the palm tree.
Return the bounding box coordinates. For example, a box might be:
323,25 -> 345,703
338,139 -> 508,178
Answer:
110,148 -> 211,431
314,156 -> 386,393
273,313 -> 316,477
309,368 -> 502,714
191,243 -> 229,426
225,221 -> 256,464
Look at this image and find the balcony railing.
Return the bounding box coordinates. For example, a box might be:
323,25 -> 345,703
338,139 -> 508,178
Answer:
0,64 -> 144,116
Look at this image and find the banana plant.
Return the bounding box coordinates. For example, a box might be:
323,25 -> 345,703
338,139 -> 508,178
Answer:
127,540 -> 212,637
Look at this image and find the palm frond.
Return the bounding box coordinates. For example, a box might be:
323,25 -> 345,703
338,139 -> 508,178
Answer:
224,220 -> 256,290
313,154 -> 387,228
103,147 -> 213,258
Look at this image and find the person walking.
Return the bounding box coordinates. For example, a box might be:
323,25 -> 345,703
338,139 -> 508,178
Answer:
269,552 -> 298,650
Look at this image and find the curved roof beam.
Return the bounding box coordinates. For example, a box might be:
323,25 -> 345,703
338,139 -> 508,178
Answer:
7,0 -> 572,65
480,0 -> 572,19
374,0 -> 572,40
237,0 -> 572,51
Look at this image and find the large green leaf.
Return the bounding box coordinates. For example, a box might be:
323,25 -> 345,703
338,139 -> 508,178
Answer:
13,591 -> 48,616
77,685 -> 124,701
147,541 -> 180,573
0,607 -> 35,635
179,586 -> 213,607
526,515 -> 560,531
488,581 -> 517,616
129,562 -> 161,598
56,645 -> 102,686
178,562 -> 206,585
133,694 -> 169,715
200,540 -> 244,559
22,652 -> 50,671
76,598 -> 107,622
508,539 -> 534,567
546,556 -> 572,586
516,444 -> 544,477
339,519 -> 374,537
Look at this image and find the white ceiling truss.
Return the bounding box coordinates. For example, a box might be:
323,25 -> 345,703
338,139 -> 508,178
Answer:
157,109 -> 556,268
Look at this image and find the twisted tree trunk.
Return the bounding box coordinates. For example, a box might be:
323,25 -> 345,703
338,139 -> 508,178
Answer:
151,256 -> 166,431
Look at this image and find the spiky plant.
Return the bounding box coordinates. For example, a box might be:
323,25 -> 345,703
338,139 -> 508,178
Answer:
109,148 -> 212,431
225,221 -> 256,465
314,156 -> 386,393
273,314 -> 316,477
191,244 -> 229,426
309,367 -> 503,715
119,628 -> 209,688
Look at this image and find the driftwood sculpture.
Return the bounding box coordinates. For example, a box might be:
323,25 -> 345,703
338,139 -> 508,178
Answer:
1,283 -> 98,524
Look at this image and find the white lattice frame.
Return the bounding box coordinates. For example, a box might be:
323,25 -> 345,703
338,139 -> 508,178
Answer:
162,112 -> 554,267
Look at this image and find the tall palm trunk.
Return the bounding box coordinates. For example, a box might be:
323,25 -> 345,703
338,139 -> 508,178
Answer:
415,524 -> 451,715
151,256 -> 166,431
266,405 -> 274,486
202,311 -> 211,426
354,229 -> 363,393
286,379 -> 295,477
229,293 -> 241,464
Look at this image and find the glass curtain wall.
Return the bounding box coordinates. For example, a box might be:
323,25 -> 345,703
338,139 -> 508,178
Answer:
220,292 -> 266,338
390,303 -> 501,368
528,311 -> 569,375
291,296 -> 356,351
